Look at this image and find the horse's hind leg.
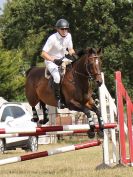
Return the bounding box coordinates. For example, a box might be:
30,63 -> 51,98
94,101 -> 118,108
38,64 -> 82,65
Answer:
25,83 -> 39,123
31,107 -> 39,123
39,101 -> 49,124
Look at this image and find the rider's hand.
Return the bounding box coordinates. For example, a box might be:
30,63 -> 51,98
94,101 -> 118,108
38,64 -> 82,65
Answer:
54,59 -> 63,66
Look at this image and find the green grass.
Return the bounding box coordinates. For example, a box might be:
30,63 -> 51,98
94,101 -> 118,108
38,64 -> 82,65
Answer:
0,142 -> 133,177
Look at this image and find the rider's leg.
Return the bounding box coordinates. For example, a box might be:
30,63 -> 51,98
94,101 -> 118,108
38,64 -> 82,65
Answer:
53,72 -> 65,109
46,62 -> 64,108
53,82 -> 62,108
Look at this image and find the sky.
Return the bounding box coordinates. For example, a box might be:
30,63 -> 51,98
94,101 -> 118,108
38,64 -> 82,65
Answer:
0,0 -> 7,14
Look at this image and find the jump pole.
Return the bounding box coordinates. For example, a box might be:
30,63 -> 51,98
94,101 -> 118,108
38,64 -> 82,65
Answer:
0,130 -> 89,138
0,140 -> 101,166
0,123 -> 117,135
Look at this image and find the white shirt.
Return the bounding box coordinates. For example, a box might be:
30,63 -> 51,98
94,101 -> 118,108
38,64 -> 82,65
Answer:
42,32 -> 73,64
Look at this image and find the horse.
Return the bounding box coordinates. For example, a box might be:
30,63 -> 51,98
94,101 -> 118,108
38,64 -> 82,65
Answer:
25,48 -> 104,138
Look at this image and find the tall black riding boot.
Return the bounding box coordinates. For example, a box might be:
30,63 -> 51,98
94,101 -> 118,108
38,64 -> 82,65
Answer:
53,82 -> 65,109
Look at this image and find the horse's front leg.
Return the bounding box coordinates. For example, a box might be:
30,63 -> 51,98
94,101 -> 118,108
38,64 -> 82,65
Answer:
92,105 -> 104,138
85,99 -> 104,138
67,99 -> 96,138
83,107 -> 96,138
94,106 -> 104,129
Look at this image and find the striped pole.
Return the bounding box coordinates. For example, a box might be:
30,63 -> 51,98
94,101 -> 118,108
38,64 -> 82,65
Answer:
0,130 -> 88,138
0,140 -> 101,166
0,123 -> 117,135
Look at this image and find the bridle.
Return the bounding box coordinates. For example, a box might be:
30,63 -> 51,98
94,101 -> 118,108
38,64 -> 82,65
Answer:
74,55 -> 101,81
85,56 -> 101,79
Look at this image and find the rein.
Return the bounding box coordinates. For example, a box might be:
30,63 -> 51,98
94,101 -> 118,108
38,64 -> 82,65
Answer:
74,70 -> 92,80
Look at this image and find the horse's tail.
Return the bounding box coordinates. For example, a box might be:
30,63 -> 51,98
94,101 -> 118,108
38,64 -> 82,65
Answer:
25,67 -> 35,77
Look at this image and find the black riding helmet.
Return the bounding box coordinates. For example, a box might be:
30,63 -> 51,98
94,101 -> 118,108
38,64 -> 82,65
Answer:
55,19 -> 69,29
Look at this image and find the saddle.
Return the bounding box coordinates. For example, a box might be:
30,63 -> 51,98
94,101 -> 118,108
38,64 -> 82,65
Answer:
45,68 -> 51,79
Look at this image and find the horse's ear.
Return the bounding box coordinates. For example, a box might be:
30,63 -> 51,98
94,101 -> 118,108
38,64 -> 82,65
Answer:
97,48 -> 102,55
89,48 -> 96,54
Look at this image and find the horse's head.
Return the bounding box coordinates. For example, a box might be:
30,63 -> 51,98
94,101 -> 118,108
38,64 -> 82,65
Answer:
77,48 -> 103,86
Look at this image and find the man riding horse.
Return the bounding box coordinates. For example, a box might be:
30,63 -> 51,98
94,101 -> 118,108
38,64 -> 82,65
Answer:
41,19 -> 77,109
25,19 -> 104,138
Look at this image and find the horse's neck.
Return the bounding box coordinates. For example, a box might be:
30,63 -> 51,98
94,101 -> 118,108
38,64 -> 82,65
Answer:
65,62 -> 89,92
73,57 -> 86,74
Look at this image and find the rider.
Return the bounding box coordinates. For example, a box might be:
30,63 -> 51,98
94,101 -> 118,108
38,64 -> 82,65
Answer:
41,19 -> 76,109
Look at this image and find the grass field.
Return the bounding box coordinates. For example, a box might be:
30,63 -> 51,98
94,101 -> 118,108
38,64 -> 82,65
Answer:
0,140 -> 133,177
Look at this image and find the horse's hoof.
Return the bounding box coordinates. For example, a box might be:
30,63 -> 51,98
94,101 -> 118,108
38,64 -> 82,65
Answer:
89,124 -> 95,130
31,118 -> 39,123
97,130 -> 104,138
87,131 -> 95,139
39,118 -> 49,125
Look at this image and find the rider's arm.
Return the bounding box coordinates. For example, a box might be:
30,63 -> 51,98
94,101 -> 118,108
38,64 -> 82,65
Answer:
41,51 -> 55,62
41,51 -> 63,66
41,36 -> 56,62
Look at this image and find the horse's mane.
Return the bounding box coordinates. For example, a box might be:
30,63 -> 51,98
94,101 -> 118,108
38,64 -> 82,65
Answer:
77,48 -> 97,58
70,48 -> 97,66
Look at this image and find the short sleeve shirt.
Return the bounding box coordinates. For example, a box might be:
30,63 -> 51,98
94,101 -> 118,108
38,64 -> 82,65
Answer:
42,32 -> 73,59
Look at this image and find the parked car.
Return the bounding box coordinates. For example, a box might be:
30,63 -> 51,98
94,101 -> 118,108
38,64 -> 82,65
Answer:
0,102 -> 38,153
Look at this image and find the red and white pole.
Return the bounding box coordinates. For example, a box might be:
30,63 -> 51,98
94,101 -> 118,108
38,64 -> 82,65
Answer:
0,123 -> 117,136
0,140 -> 101,166
0,130 -> 89,138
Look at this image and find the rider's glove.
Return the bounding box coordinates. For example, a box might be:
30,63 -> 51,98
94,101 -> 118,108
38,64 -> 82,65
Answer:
54,59 -> 63,66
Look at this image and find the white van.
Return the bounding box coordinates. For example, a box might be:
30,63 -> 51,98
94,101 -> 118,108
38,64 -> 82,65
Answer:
0,102 -> 38,153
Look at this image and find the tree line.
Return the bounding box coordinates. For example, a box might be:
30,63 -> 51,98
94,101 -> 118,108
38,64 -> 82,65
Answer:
0,0 -> 133,101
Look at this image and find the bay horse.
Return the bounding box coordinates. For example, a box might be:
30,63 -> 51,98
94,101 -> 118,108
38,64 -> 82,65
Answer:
25,48 -> 104,138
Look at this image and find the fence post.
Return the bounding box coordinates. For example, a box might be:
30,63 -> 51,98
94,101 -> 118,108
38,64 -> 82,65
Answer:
99,72 -> 117,165
115,71 -> 133,165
